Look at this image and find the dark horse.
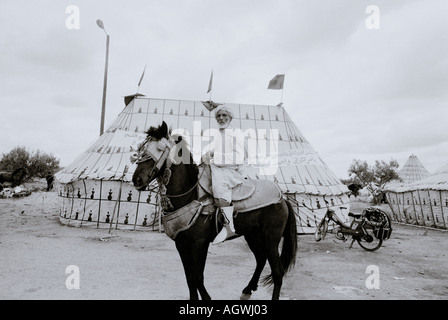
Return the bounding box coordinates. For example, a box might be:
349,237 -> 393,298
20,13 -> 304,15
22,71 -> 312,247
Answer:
0,167 -> 28,190
131,122 -> 297,300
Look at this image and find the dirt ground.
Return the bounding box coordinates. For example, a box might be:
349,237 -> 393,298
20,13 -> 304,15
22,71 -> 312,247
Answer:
1,181 -> 447,300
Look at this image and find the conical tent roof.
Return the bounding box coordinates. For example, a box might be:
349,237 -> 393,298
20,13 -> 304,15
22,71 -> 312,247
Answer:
398,154 -> 430,184
56,96 -> 350,233
392,160 -> 448,192
384,154 -> 430,191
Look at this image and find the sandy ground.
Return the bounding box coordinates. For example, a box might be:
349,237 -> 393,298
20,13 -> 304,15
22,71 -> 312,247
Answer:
1,181 -> 447,300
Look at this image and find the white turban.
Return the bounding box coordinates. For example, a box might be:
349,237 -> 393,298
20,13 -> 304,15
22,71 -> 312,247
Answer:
214,104 -> 234,120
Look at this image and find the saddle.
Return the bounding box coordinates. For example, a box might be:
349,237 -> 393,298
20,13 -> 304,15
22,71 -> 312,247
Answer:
198,164 -> 283,213
161,165 -> 284,239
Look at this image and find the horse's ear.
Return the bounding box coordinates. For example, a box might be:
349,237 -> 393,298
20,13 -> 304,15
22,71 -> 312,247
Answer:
161,121 -> 168,138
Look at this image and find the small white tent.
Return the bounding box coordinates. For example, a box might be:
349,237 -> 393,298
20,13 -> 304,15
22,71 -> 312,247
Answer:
387,154 -> 430,189
56,95 -> 350,233
385,159 -> 448,229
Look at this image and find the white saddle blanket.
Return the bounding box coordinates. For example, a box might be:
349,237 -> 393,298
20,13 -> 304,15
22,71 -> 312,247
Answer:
198,164 -> 283,212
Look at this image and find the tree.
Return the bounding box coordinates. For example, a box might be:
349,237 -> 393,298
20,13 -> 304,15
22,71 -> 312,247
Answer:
0,146 -> 30,171
346,159 -> 401,204
0,146 -> 61,181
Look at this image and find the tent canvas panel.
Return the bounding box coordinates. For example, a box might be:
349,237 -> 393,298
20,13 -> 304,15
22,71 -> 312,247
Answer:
292,193 -> 351,234
58,179 -> 160,231
402,191 -> 418,225
428,190 -> 446,229
386,192 -> 400,222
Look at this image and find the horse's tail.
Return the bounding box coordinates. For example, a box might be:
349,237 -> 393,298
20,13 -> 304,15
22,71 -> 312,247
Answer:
280,199 -> 298,273
263,199 -> 298,286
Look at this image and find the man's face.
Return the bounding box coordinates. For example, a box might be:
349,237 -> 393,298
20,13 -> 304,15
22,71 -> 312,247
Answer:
216,111 -> 231,129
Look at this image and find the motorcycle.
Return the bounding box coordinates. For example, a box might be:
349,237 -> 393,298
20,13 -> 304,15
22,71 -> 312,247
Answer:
314,206 -> 392,252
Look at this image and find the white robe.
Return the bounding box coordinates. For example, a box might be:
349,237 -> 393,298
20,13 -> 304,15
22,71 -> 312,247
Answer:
207,125 -> 247,203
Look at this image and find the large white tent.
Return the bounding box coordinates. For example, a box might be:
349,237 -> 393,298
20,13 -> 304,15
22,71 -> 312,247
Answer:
55,95 -> 350,233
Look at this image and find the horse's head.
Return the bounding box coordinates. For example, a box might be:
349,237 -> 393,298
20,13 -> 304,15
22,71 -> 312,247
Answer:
131,121 -> 173,191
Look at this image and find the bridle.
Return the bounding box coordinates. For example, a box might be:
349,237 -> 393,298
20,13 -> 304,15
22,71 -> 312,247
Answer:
130,135 -> 205,211
130,136 -> 173,183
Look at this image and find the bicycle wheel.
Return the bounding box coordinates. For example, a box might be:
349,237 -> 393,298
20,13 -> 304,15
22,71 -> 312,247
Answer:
356,227 -> 383,251
314,219 -> 328,242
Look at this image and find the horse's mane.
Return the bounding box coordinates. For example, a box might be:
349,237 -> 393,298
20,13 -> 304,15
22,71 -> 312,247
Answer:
144,123 -> 198,178
145,125 -> 167,140
172,135 -> 198,171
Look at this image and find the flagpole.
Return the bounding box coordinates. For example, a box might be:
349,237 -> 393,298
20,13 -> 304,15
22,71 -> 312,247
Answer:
207,69 -> 213,102
281,73 -> 285,104
137,65 -> 146,94
96,19 -> 109,136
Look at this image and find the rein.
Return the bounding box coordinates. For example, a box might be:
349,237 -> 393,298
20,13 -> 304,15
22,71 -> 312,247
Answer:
162,163 -> 205,198
156,158 -> 206,211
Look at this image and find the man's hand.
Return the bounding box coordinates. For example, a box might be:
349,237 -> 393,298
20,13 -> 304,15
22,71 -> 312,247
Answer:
202,150 -> 214,164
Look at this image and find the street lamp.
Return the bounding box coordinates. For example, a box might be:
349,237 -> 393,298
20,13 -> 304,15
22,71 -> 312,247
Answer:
96,19 -> 109,136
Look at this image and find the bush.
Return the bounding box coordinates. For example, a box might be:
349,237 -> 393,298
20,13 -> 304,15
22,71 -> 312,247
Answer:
344,159 -> 400,205
0,146 -> 61,181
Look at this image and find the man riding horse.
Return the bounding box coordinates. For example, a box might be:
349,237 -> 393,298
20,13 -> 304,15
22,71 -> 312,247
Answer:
130,115 -> 297,300
203,105 -> 247,244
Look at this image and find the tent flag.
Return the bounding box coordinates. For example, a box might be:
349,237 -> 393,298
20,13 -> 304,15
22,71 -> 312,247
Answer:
268,74 -> 285,90
207,70 -> 213,93
201,100 -> 222,111
138,65 -> 146,87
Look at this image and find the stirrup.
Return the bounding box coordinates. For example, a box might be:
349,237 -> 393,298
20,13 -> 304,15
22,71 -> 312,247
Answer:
212,206 -> 238,244
212,226 -> 238,244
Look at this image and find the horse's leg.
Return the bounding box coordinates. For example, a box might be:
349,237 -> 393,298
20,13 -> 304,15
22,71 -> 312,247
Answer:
194,239 -> 211,300
263,207 -> 288,300
240,233 -> 267,300
265,243 -> 284,300
175,240 -> 199,300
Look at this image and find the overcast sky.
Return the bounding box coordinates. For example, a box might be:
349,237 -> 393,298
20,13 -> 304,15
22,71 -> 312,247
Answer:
1,0 -> 447,179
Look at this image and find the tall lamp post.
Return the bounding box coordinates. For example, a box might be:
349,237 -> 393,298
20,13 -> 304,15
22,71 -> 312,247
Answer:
96,19 -> 109,136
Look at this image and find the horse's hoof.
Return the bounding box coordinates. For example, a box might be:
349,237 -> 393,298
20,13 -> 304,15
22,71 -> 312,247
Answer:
240,293 -> 251,300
